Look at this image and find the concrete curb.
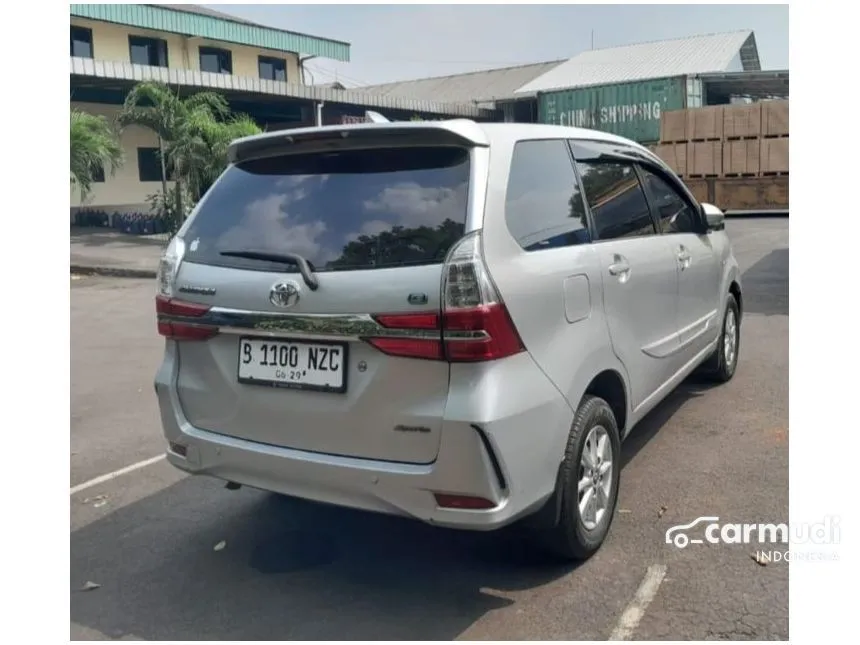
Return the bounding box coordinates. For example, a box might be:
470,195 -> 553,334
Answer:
70,265 -> 157,279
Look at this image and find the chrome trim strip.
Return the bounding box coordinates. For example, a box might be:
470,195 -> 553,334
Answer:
158,308 -> 494,342
159,306 -> 494,342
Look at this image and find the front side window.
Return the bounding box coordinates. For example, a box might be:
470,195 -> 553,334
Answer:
70,26 -> 93,58
129,36 -> 168,68
181,146 -> 471,273
199,47 -> 233,74
639,168 -> 701,234
576,161 -> 656,241
504,139 -> 590,251
259,56 -> 287,82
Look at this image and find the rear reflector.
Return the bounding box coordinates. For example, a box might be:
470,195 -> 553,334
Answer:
156,295 -> 217,340
168,441 -> 188,457
433,493 -> 496,510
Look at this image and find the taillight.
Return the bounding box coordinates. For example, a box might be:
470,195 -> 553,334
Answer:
366,232 -> 525,362
443,303 -> 524,362
367,312 -> 443,359
440,231 -> 524,362
156,295 -> 217,341
156,236 -> 185,298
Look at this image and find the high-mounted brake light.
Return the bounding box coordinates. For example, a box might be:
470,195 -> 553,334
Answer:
155,295 -> 217,341
365,232 -> 525,363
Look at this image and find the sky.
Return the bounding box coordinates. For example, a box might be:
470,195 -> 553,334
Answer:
208,3 -> 789,88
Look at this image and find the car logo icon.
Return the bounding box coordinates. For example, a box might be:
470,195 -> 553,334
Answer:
665,516 -> 720,549
269,281 -> 301,308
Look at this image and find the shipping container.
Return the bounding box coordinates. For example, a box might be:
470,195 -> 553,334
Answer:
538,76 -> 701,144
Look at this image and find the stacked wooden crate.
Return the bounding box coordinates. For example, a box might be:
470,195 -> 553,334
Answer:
654,101 -> 788,210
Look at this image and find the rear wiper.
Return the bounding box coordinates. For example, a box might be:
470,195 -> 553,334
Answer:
219,250 -> 319,291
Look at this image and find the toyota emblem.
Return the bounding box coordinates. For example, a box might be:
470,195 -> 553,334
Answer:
269,280 -> 301,308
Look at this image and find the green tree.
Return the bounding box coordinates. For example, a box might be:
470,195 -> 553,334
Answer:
70,109 -> 123,200
170,111 -> 262,201
117,81 -> 228,219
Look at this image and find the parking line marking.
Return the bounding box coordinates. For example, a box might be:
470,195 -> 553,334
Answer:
608,564 -> 667,641
70,454 -> 166,495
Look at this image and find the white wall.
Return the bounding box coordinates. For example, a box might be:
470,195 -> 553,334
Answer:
71,102 -> 174,213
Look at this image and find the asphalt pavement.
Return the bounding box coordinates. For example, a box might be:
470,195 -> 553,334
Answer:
70,218 -> 789,640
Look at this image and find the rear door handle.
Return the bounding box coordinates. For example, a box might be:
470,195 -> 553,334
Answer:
608,254 -> 631,280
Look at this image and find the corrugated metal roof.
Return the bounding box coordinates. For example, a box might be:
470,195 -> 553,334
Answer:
356,60 -> 565,104
70,4 -> 351,62
70,57 -> 496,118
153,4 -> 262,26
517,31 -> 760,95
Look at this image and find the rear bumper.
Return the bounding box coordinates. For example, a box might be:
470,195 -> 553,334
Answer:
155,349 -> 573,531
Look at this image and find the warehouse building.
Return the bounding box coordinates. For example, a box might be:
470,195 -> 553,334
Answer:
515,30 -> 788,144
357,59 -> 566,122
360,30 -> 788,146
70,3 -> 494,213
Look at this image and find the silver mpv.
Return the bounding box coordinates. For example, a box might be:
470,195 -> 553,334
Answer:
155,120 -> 742,560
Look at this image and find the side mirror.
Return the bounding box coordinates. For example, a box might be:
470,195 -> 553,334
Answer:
701,202 -> 725,230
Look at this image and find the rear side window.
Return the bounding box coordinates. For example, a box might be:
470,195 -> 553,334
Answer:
182,146 -> 470,272
505,139 -> 590,252
576,161 -> 656,241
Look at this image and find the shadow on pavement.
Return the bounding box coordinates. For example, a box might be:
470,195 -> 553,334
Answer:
740,247 -> 788,316
71,477 -> 571,640
70,383 -> 712,640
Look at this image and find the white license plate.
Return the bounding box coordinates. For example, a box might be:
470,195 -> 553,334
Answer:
237,337 -> 348,393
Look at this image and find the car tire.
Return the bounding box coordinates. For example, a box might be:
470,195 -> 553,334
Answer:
701,294 -> 740,383
536,394 -> 621,562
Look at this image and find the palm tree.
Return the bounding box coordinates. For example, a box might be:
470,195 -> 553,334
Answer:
70,109 -> 123,201
117,81 -> 228,218
169,113 -> 262,200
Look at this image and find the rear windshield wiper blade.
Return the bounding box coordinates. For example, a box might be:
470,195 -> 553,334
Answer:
219,250 -> 319,291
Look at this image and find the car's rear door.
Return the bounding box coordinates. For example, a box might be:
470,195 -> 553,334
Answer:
164,126 -> 482,464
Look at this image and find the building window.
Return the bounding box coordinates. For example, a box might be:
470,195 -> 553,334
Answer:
91,163 -> 105,184
137,148 -> 170,183
199,46 -> 233,74
129,36 -> 168,68
258,56 -> 287,82
70,26 -> 93,58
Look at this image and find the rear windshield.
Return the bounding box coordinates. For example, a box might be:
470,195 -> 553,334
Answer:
181,146 -> 470,273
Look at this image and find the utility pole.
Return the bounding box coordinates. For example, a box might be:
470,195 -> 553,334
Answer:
591,29 -> 595,50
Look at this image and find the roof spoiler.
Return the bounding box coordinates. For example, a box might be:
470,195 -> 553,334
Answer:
227,119 -> 489,164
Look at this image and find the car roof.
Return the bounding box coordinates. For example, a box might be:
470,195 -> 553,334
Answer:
475,121 -> 642,146
227,119 -> 654,164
